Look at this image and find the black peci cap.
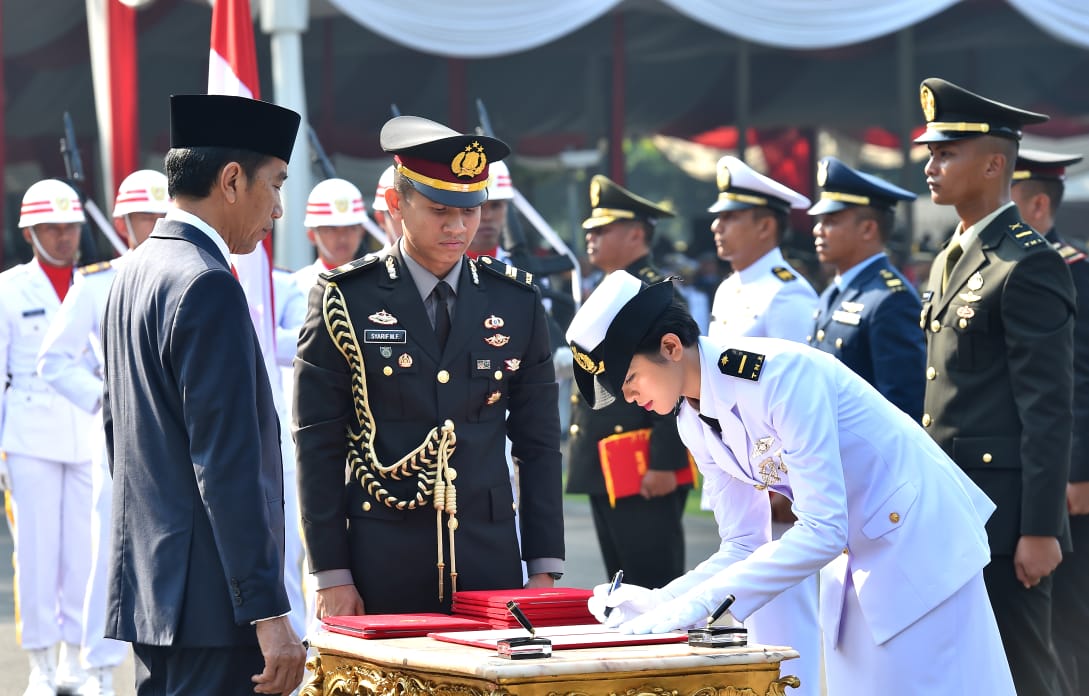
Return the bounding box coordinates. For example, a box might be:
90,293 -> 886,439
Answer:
170,94 -> 301,163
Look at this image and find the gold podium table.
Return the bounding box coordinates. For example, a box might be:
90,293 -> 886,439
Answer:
301,630 -> 800,696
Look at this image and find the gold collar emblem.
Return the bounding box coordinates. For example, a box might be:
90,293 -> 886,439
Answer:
451,141 -> 487,179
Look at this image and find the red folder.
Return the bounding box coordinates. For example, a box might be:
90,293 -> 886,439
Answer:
597,428 -> 698,507
322,613 -> 491,639
452,588 -> 593,608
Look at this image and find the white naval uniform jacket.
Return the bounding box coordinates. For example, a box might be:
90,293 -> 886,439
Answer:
669,336 -> 994,645
709,247 -> 817,344
289,258 -> 325,298
0,258 -> 96,462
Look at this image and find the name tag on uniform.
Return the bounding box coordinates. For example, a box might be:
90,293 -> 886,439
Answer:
364,329 -> 407,344
831,310 -> 861,326
22,308 -> 45,317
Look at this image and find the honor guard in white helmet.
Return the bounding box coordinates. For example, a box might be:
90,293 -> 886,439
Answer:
290,177 -> 368,293
468,160 -> 513,262
35,168 -> 170,696
371,164 -> 400,246
3,179 -> 98,695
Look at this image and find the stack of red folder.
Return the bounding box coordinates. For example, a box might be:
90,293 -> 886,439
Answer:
322,613 -> 491,639
451,588 -> 595,629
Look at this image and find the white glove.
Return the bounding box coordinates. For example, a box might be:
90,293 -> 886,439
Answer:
618,592 -> 736,635
553,347 -> 574,381
0,455 -> 10,491
587,582 -> 665,628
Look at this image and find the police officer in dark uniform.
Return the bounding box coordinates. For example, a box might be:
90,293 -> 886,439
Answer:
294,116 -> 564,617
566,175 -> 691,589
808,156 -> 925,419
1010,148 -> 1089,695
916,78 -> 1075,695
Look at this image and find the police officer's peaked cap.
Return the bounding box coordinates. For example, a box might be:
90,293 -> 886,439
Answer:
566,271 -> 675,410
380,115 -> 510,208
170,95 -> 301,164
582,175 -> 675,230
808,156 -> 916,216
709,156 -> 810,215
913,78 -> 1048,144
1014,148 -> 1083,182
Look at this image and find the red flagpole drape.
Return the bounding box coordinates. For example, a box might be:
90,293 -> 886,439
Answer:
107,0 -> 138,196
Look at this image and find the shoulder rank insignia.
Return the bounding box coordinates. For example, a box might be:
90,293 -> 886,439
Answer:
1005,222 -> 1046,250
771,266 -> 797,282
320,253 -> 380,282
78,260 -> 112,276
879,269 -> 905,290
635,265 -> 666,284
1054,242 -> 1087,265
718,348 -> 764,381
477,255 -> 534,289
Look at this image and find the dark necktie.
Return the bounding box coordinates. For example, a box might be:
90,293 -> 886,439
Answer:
821,284 -> 841,318
698,413 -> 722,435
432,281 -> 453,349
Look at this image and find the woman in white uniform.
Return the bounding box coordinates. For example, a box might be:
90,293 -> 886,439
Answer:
569,271 -> 1013,695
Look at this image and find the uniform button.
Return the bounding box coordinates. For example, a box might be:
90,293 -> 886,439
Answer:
816,330 -> 826,341
958,318 -> 968,329
834,338 -> 843,349
569,424 -> 579,436
383,366 -> 393,376
889,512 -> 900,524
926,366 -> 936,380
494,370 -> 503,381
362,501 -> 372,512
919,318 -> 925,330
511,502 -> 517,511
842,548 -> 849,555
806,335 -> 812,342
571,393 -> 579,405
922,413 -> 931,427
613,425 -> 623,433
982,453 -> 993,464
437,370 -> 450,384
930,320 -> 941,333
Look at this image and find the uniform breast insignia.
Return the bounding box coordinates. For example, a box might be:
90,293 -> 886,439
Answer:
22,308 -> 45,318
771,266 -> 797,282
476,359 -> 492,370
718,348 -> 765,381
504,358 -> 521,372
751,436 -> 775,458
398,353 -> 414,368
380,346 -> 393,358
956,306 -> 975,319
485,391 -> 502,406
840,301 -> 864,313
1005,222 -> 1046,249
364,329 -> 407,343
477,256 -> 535,289
922,290 -> 934,302
484,315 -> 504,329
752,440 -> 788,490
832,310 -> 861,326
484,333 -> 510,347
368,310 -> 398,325
78,260 -> 112,276
1055,243 -> 1088,265
320,253 -> 380,282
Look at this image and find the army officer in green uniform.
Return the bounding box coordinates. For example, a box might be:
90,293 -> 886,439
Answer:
294,116 -> 565,616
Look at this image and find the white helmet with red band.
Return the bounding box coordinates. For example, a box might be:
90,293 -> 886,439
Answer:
304,178 -> 367,228
371,165 -> 396,212
18,179 -> 85,228
113,169 -> 170,217
487,160 -> 513,201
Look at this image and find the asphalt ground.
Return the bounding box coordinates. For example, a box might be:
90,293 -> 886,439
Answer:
0,496 -> 721,695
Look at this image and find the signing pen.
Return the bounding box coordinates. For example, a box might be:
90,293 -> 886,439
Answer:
506,600 -> 536,638
603,569 -> 624,618
707,593 -> 736,627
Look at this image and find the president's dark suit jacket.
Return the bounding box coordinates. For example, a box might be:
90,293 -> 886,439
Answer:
921,206 -> 1075,555
101,219 -> 288,647
808,256 -> 925,420
293,246 -> 564,613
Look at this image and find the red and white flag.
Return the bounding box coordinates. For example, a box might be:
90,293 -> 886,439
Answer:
207,0 -> 280,393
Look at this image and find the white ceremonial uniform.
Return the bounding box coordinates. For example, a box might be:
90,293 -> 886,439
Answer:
36,258 -> 130,672
659,336 -> 1013,695
289,258 -> 325,298
708,247 -> 817,344
271,268 -> 309,639
0,258 -> 95,651
705,247 -> 819,695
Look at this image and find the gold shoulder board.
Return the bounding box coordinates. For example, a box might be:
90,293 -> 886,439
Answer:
1005,223 -> 1046,250
771,266 -> 797,282
718,348 -> 765,381
477,256 -> 534,289
320,253 -> 380,282
78,261 -> 112,276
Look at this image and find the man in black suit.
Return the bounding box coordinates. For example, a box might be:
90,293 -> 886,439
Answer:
101,94 -> 305,695
565,175 -> 691,589
294,116 -> 564,617
1010,148 -> 1089,695
916,78 -> 1075,695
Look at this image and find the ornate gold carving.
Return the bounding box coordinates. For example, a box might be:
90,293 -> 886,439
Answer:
314,660 -> 513,696
690,676 -> 799,696
766,676 -> 800,696
299,656 -> 325,696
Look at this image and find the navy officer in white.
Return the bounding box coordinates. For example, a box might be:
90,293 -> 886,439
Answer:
574,271 -> 1014,695
807,157 -> 925,420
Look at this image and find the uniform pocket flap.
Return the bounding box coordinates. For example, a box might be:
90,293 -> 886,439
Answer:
862,481 -> 918,539
953,437 -> 1019,470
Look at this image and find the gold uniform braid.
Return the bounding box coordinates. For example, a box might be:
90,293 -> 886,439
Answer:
322,280 -> 460,600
